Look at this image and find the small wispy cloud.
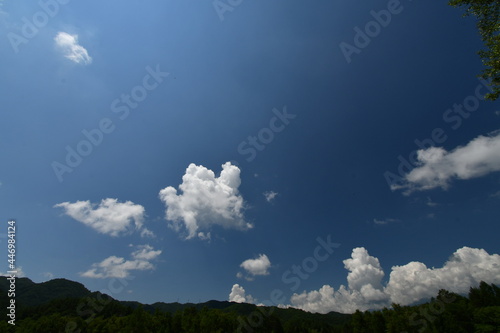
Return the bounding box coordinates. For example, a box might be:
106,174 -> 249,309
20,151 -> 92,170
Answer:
491,190 -> 500,198
0,1 -> 6,17
426,197 -> 438,207
54,32 -> 92,65
263,191 -> 278,203
81,244 -> 161,279
373,218 -> 399,225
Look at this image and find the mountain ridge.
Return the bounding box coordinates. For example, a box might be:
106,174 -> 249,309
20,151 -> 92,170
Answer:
0,276 -> 350,323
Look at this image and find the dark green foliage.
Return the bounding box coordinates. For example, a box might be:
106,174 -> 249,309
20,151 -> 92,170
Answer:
449,0 -> 500,99
469,281 -> 500,307
0,277 -> 91,307
341,282 -> 500,333
1,278 -> 499,332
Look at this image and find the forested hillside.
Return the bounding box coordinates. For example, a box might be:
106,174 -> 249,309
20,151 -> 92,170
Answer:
0,277 -> 499,332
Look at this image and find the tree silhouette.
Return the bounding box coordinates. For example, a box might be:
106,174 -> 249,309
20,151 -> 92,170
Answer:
449,0 -> 500,100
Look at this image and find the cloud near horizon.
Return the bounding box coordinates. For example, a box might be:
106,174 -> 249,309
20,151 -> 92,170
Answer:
0,266 -> 26,278
54,32 -> 92,65
229,284 -> 256,303
393,130 -> 500,194
81,245 -> 161,279
159,162 -> 252,240
54,198 -> 151,237
290,246 -> 500,314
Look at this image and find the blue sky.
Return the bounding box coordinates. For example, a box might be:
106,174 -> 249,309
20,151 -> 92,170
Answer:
1,0 -> 500,313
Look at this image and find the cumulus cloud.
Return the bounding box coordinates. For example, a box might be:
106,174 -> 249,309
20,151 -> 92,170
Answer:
290,246 -> 500,314
239,254 -> 271,280
54,198 -> 150,237
81,245 -> 161,279
159,162 -> 252,239
393,131 -> 500,194
291,248 -> 388,313
263,191 -> 278,202
344,248 -> 385,291
229,284 -> 255,303
385,247 -> 500,305
54,32 -> 92,65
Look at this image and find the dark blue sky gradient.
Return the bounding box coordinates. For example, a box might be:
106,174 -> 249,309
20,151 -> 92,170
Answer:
0,0 -> 499,306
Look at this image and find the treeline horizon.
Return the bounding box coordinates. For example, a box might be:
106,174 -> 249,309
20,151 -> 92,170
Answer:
0,276 -> 499,332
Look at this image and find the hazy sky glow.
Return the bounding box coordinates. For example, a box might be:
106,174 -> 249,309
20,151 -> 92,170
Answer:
1,0 -> 500,314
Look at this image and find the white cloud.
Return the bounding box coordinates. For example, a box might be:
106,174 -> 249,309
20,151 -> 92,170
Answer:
54,32 -> 92,65
393,131 -> 500,194
239,254 -> 271,279
140,228 -> 155,238
197,231 -> 211,241
229,284 -> 255,303
81,244 -> 161,279
130,244 -> 162,260
291,247 -> 388,313
290,246 -> 500,314
54,198 -> 148,237
344,248 -> 385,291
159,162 -> 252,239
263,191 -> 278,202
42,272 -> 54,280
1,266 -> 26,278
385,247 -> 500,305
